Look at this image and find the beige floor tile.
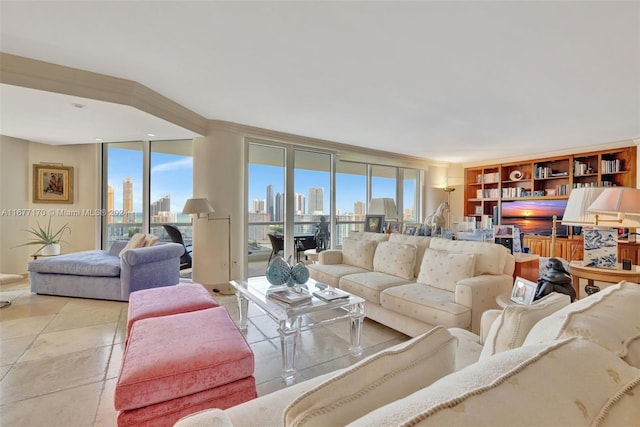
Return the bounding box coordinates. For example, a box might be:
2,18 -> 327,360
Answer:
94,377 -> 118,427
1,346 -> 111,405
0,299 -> 68,321
250,339 -> 284,385
1,381 -> 103,427
0,364 -> 11,380
0,314 -> 54,340
106,342 -> 124,380
0,335 -> 36,366
45,305 -> 122,333
19,322 -> 118,363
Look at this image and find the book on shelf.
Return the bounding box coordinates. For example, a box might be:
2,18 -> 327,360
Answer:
267,289 -> 312,306
313,288 -> 350,302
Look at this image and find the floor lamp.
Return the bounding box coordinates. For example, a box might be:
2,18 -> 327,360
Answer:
183,198 -> 233,294
442,186 -> 455,228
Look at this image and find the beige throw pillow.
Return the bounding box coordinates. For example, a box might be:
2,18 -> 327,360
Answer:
417,249 -> 476,292
373,242 -> 417,280
283,326 -> 456,427
143,234 -> 160,247
342,238 -> 378,270
480,292 -> 571,359
119,233 -> 147,257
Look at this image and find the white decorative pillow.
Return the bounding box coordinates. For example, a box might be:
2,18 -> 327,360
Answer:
429,238 -> 507,276
342,238 -> 378,270
417,249 -> 476,292
480,292 -> 571,359
523,280 -> 640,368
119,233 -> 147,257
373,242 -> 417,280
143,234 -> 160,247
283,326 -> 456,427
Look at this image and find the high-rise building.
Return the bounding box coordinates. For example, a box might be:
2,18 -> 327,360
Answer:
354,201 -> 365,215
107,185 -> 114,223
308,187 -> 324,214
253,199 -> 265,213
275,192 -> 284,221
266,185 -> 274,220
295,193 -> 306,214
123,177 -> 133,223
151,195 -> 171,217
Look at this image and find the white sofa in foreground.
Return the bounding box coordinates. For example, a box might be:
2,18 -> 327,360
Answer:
308,232 -> 515,335
175,281 -> 640,426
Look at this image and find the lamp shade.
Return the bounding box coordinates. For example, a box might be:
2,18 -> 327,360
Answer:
561,188 -> 606,226
588,187 -> 640,227
369,198 -> 398,220
182,198 -> 215,215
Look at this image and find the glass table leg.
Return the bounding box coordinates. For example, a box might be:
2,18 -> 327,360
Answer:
278,316 -> 301,385
236,293 -> 249,330
349,301 -> 365,356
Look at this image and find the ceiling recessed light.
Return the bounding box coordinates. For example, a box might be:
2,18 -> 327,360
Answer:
95,138 -> 103,142
147,133 -> 155,137
72,103 -> 85,108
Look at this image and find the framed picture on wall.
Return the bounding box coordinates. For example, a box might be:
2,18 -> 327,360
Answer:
364,215 -> 385,233
33,164 -> 74,203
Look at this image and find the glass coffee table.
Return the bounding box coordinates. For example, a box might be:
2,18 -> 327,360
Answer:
230,276 -> 365,384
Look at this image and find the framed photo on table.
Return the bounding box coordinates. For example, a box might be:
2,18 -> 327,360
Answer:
510,276 -> 537,305
33,164 -> 74,203
403,223 -> 418,235
386,221 -> 403,234
364,215 -> 385,233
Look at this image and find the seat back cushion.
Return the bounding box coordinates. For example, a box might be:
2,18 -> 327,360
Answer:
480,292 -> 571,359
341,238 -> 378,270
523,280 -> 640,368
388,234 -> 432,277
283,326 -> 456,427
373,242 -> 417,280
428,238 -> 507,276
349,337 -> 640,426
416,249 -> 476,292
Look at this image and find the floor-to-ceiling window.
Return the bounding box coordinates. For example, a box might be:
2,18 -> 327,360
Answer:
335,162 -> 367,246
103,139 -> 193,248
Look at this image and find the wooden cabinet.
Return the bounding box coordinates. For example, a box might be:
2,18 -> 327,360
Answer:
618,241 -> 640,265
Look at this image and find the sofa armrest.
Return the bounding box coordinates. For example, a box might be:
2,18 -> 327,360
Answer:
120,243 -> 184,266
479,309 -> 501,345
454,274 -> 512,335
318,250 -> 343,265
120,243 -> 185,297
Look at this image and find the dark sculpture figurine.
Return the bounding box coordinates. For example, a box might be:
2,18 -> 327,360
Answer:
534,258 -> 576,302
315,216 -> 330,252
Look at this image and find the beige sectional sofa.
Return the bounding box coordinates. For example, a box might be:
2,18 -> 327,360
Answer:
176,281 -> 640,426
308,232 -> 515,335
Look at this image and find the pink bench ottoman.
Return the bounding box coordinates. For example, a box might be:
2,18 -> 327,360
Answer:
115,307 -> 256,427
126,283 -> 219,339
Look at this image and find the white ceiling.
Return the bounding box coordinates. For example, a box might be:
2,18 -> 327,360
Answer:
1,1 -> 639,163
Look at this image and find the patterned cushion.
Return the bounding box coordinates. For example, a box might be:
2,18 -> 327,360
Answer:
340,272 -> 412,304
429,238 -> 508,276
523,280 -> 640,368
417,249 -> 476,292
349,338 -> 640,426
283,326 -> 456,427
373,242 -> 417,280
388,234 -> 432,277
341,238 -> 378,270
480,292 -> 571,359
380,283 -> 471,329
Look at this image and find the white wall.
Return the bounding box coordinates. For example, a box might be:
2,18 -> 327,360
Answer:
0,138 -> 100,274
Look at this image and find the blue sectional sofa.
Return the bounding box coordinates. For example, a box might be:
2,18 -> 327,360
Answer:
28,240 -> 184,301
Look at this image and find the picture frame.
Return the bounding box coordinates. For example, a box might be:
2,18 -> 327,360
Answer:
33,164 -> 74,204
493,224 -> 514,238
386,221 -> 403,234
403,223 -> 418,235
364,214 -> 385,233
510,276 -> 537,305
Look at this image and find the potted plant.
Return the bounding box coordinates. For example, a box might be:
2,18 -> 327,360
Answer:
17,218 -> 71,256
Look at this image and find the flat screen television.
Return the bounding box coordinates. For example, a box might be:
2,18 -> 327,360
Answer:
500,200 -> 568,237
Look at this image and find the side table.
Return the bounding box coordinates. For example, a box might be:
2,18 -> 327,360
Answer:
568,261 -> 640,299
513,253 -> 540,282
303,249 -> 319,264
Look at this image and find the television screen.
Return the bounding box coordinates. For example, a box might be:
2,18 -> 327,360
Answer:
501,200 -> 568,237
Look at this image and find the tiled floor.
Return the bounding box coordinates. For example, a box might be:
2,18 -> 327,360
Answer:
0,278 -> 408,426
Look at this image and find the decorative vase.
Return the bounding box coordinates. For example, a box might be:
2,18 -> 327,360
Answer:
40,243 -> 60,256
266,256 -> 309,287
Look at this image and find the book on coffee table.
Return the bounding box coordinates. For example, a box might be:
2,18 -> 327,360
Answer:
267,289 -> 312,306
313,288 -> 350,302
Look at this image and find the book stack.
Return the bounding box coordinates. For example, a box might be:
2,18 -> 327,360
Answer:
267,289 -> 312,306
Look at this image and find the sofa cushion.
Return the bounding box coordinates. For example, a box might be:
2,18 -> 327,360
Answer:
340,272 -> 412,304
380,283 -> 471,329
417,249 -> 476,292
349,337 -> 640,426
347,231 -> 391,242
283,326 -> 456,427
341,238 -> 378,270
373,242 -> 417,280
388,234 -> 432,277
480,292 -> 571,359
523,280 -> 640,368
428,238 -> 508,276
308,264 -> 369,288
27,250 -> 121,277
119,233 -> 147,257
